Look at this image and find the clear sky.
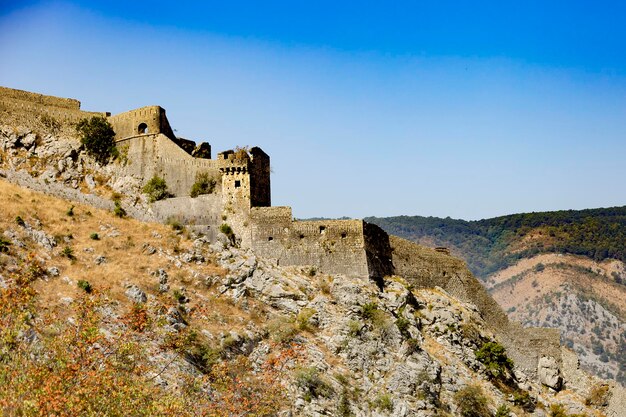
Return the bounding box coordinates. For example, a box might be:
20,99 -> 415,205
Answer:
1,1 -> 625,220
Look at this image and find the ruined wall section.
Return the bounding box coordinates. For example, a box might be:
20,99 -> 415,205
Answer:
363,222 -> 395,284
250,208 -> 370,278
117,133 -> 221,197
0,86 -> 107,127
389,235 -> 562,376
249,147 -> 271,207
108,106 -> 175,141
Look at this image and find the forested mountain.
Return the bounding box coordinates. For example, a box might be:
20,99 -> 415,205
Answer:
366,206 -> 626,280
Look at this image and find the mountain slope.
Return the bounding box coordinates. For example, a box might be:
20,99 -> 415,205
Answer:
1,180 -> 622,416
366,212 -> 626,386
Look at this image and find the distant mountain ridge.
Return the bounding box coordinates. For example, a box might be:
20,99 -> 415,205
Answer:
366,206 -> 626,280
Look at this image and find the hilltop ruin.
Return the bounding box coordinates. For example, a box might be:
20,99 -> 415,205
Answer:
0,85 -> 566,381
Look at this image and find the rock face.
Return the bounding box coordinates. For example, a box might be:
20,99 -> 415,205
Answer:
538,356 -> 563,390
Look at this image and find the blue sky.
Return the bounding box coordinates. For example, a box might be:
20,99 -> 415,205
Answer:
1,1 -> 625,220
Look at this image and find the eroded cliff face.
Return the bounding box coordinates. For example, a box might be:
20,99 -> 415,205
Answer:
0,179 -> 624,417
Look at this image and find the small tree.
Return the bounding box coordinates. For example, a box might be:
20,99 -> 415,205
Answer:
475,341 -> 514,378
76,116 -> 116,164
190,172 -> 217,197
143,176 -> 171,203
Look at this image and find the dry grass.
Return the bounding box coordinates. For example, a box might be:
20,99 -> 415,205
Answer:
0,178 -> 226,308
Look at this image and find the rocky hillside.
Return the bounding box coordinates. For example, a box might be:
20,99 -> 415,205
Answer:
365,215 -> 626,386
0,179 -> 623,417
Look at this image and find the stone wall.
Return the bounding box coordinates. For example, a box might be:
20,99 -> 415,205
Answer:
151,193 -> 223,240
117,133 -> 220,197
0,86 -> 107,125
249,207 -> 371,278
389,235 -> 562,376
108,106 -> 176,141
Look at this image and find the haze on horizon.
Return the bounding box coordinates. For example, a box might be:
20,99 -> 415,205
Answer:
1,1 -> 625,221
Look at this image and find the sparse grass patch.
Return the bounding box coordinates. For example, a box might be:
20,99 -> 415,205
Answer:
372,393 -> 394,412
585,383 -> 610,407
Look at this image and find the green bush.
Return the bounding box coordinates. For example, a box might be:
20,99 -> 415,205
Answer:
66,205 -> 74,217
295,367 -> 334,400
495,404 -> 511,417
15,216 -> 25,227
512,390 -> 536,412
475,341 -> 514,378
61,246 -> 75,260
0,235 -> 11,253
143,176 -> 172,203
189,172 -> 217,197
90,233 -> 100,240
77,280 -> 92,293
113,201 -> 126,218
454,385 -> 491,417
76,116 -> 116,164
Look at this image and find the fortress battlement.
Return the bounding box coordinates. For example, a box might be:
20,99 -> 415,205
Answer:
0,86 -> 563,378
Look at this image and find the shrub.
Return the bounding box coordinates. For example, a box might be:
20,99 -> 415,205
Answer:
372,393 -> 393,412
513,390 -> 536,412
549,404 -> 568,417
143,176 -> 171,203
475,341 -> 514,378
167,217 -> 184,231
77,280 -> 92,293
76,116 -> 116,164
295,367 -> 334,400
15,215 -> 25,227
189,172 -> 217,197
61,246 -> 75,260
0,235 -> 11,253
66,205 -> 74,216
495,404 -> 511,417
585,383 -> 610,407
296,308 -> 317,332
395,316 -> 411,338
90,232 -> 100,240
454,385 -> 491,417
113,201 -> 126,218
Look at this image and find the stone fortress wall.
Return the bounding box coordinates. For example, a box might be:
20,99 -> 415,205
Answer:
0,86 -> 563,379
0,86 -> 107,124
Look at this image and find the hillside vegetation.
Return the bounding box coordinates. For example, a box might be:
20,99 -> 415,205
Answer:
366,207 -> 626,280
1,179 -> 618,416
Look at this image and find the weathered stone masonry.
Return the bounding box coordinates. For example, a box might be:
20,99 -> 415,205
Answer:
0,86 -> 563,378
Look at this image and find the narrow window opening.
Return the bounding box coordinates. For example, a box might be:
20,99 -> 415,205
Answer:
341,232 -> 347,239
299,234 -> 305,239
137,123 -> 148,134
268,236 -> 273,241
234,180 -> 241,188
319,226 -> 326,234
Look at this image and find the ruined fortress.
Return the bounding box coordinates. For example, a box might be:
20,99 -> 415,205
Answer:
0,86 -> 562,379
